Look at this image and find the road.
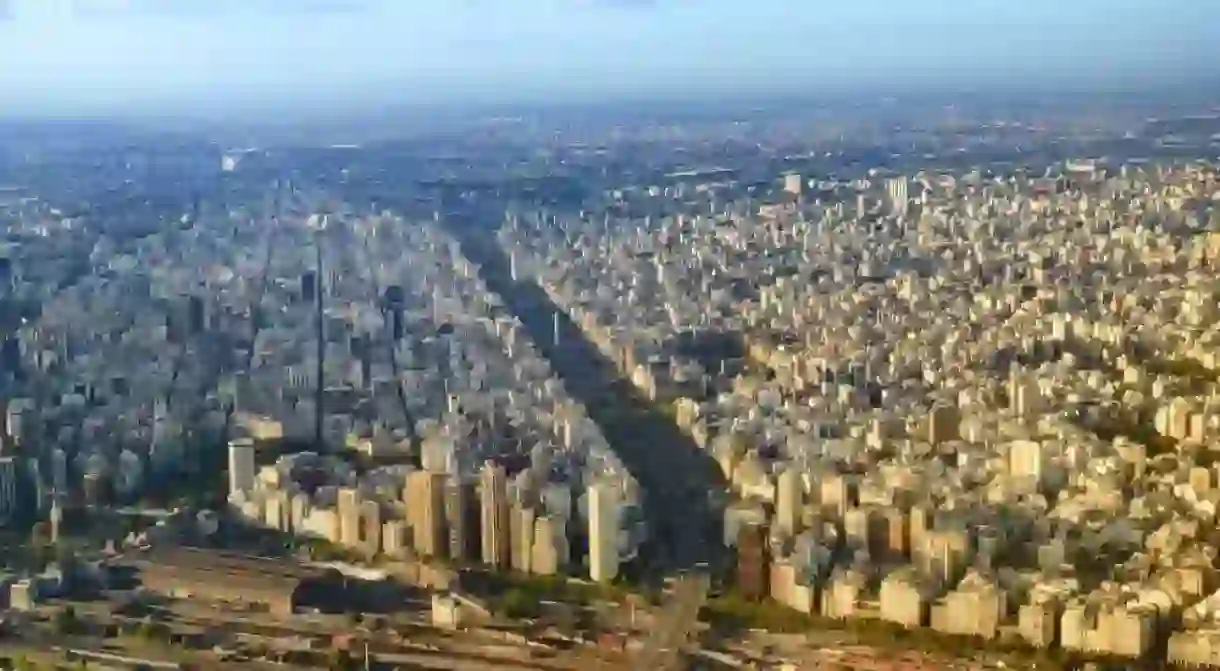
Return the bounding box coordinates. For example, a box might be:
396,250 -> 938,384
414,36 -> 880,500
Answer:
358,229 -> 418,442
440,211 -> 726,575
313,222 -> 326,445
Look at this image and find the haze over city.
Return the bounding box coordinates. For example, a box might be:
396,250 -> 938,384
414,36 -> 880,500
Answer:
2,0 -> 1220,117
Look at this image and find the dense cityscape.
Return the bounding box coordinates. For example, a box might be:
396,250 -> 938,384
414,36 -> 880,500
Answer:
0,90 -> 1219,670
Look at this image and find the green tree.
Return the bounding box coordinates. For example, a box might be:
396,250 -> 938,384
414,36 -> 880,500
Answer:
54,605 -> 80,635
136,620 -> 169,642
500,588 -> 539,619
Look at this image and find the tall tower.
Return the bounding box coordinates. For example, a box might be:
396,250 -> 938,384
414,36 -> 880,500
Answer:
479,461 -> 510,569
886,177 -> 909,217
337,487 -> 362,548
511,505 -> 536,573
775,467 -> 803,537
587,482 -> 620,584
445,478 -> 479,562
49,495 -> 62,546
407,471 -> 447,558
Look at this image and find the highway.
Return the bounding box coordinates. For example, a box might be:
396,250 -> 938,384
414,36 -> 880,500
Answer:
313,220 -> 326,446
439,210 -> 727,574
358,226 -> 418,442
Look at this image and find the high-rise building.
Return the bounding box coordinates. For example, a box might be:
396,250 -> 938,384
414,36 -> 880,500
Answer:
1009,373 -> 1042,417
382,519 -> 410,558
0,456 -> 17,524
4,402 -> 26,448
1,336 -> 20,382
337,487 -> 362,548
361,499 -> 382,556
928,404 -> 960,445
445,478 -> 479,562
187,295 -> 206,334
49,496 -> 62,545
227,438 -> 256,498
587,482 -> 620,584
784,173 -> 804,195
531,515 -> 568,576
886,177 -> 909,216
301,271 -> 317,304
407,471 -> 447,558
736,522 -> 769,602
480,461 -> 510,569
511,505 -> 536,573
775,466 -> 803,537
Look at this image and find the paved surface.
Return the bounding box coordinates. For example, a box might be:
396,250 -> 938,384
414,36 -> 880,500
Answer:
443,213 -> 726,574
635,572 -> 711,670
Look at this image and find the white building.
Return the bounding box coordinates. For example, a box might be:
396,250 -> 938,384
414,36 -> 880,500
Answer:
885,177 -> 909,216
588,481 -> 620,584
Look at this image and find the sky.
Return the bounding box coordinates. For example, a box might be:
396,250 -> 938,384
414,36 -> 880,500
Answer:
1,0 -> 1218,119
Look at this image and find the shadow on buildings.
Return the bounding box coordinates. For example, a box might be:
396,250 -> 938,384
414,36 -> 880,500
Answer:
442,213 -> 727,576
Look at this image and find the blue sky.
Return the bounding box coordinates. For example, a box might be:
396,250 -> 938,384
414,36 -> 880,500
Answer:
1,0 -> 1217,118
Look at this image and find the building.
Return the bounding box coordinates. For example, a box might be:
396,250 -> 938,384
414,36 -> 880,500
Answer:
1009,373 -> 1042,417
301,271 -> 317,304
0,456 -> 17,524
769,559 -> 814,613
883,507 -> 908,560
736,523 -> 768,602
774,466 -> 803,538
587,482 -> 620,584
880,569 -> 931,628
511,505 -> 535,574
1019,597 -> 1060,648
1168,629 -> 1220,668
784,173 -> 803,195
1008,439 -> 1044,493
885,177 -> 909,216
337,487 -> 362,548
227,438 -> 256,499
531,515 -> 567,576
480,461 -> 510,569
407,471 -> 447,558
9,579 -> 35,611
382,519 -> 410,559
360,500 -> 382,557
930,571 -> 1006,639
915,528 -> 970,588
1060,595 -> 1156,659
927,404 -> 960,445
821,568 -> 866,620
134,547 -> 342,617
264,490 -> 289,532
445,478 -> 479,563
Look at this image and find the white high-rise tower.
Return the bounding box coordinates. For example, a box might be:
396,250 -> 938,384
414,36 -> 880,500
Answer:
587,482 -> 620,584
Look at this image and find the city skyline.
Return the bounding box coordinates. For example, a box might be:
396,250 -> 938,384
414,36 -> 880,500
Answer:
5,7 -> 1220,668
